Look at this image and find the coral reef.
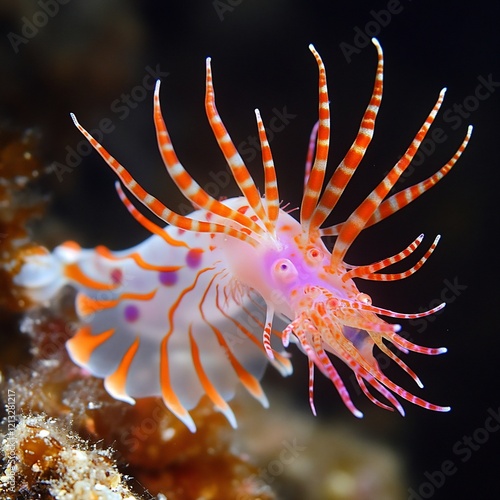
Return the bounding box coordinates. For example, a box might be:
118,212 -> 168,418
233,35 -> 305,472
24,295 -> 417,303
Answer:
1,300 -> 274,498
0,114 -> 404,500
0,125 -> 275,500
0,127 -> 47,313
0,414 -> 139,499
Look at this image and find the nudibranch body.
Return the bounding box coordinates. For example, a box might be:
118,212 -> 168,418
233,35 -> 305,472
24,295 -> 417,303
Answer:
14,39 -> 472,432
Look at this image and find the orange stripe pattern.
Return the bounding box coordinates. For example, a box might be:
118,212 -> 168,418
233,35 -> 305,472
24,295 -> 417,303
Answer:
58,39 -> 472,431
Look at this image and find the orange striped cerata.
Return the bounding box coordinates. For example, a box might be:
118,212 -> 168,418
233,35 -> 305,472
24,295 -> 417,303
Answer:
14,38 -> 472,432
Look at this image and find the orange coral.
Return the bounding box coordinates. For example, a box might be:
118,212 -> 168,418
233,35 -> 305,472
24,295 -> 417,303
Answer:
0,128 -> 48,312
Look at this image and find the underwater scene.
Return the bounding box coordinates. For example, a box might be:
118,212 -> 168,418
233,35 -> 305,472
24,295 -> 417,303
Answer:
0,1 -> 498,499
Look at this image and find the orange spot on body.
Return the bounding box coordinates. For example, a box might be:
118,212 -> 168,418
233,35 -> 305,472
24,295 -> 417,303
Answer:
61,241 -> 81,251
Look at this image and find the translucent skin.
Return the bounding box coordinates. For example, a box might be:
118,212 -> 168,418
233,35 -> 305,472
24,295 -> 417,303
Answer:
14,195 -> 450,431
14,203 -> 290,433
13,38 -> 472,431
217,199 -> 449,419
219,203 -> 349,316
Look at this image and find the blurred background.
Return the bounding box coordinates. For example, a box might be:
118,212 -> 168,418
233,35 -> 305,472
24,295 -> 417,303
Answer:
0,1 -> 498,498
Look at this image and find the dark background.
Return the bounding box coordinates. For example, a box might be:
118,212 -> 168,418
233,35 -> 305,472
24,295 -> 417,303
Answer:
1,1 -> 499,498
